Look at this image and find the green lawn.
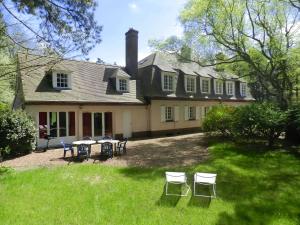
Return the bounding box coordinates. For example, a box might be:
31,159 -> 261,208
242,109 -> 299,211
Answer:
0,141 -> 300,225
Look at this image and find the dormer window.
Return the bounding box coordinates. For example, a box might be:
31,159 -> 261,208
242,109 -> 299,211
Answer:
52,70 -> 72,89
214,79 -> 223,95
162,72 -> 175,92
200,77 -> 210,94
240,82 -> 247,97
226,81 -> 235,95
185,75 -> 196,93
116,78 -> 129,92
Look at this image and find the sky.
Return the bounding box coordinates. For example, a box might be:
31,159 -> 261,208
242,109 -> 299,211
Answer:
88,0 -> 188,65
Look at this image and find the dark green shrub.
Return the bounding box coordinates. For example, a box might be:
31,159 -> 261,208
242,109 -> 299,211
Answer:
233,103 -> 287,146
0,108 -> 36,157
286,104 -> 300,144
202,104 -> 236,136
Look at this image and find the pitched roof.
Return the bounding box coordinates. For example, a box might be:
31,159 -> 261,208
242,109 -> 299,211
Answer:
18,53 -> 144,104
139,52 -> 240,80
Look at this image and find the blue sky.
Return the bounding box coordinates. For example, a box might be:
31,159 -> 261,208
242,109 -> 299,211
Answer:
88,0 -> 187,65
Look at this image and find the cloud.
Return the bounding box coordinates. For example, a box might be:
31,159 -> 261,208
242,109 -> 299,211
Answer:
128,2 -> 140,13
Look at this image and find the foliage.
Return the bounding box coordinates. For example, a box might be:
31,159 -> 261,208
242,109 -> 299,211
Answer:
0,107 -> 36,157
0,141 -> 299,224
202,104 -> 235,136
286,103 -> 300,143
233,103 -> 287,146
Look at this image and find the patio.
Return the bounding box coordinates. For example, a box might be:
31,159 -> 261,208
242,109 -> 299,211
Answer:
1,133 -> 209,170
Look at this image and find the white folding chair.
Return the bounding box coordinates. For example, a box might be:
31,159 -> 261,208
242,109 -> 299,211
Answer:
165,172 -> 190,196
194,172 -> 217,198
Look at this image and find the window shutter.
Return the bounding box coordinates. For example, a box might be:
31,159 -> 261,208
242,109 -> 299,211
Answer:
161,73 -> 164,91
184,76 -> 187,92
52,73 -> 57,88
184,106 -> 189,121
196,106 -> 200,120
67,75 -> 72,89
174,106 -> 179,121
201,107 -> 205,119
161,106 -> 166,122
116,78 -> 120,92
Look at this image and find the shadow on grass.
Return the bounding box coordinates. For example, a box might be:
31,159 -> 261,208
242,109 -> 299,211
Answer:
188,184 -> 212,208
156,184 -> 181,207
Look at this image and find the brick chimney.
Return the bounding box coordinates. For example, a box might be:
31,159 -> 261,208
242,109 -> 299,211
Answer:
125,28 -> 138,79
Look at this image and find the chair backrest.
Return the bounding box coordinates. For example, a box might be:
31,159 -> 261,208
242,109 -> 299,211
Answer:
102,136 -> 112,140
118,139 -> 127,149
60,140 -> 66,148
83,136 -> 92,140
78,144 -> 89,153
102,142 -> 113,151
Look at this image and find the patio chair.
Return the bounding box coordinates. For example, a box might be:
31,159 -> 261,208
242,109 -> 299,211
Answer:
165,172 -> 190,196
61,140 -> 74,158
101,142 -> 113,158
116,138 -> 127,155
77,144 -> 89,161
83,136 -> 92,140
194,172 -> 217,198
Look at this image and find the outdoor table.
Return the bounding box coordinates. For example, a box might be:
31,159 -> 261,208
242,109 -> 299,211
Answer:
72,140 -> 96,157
97,139 -> 120,154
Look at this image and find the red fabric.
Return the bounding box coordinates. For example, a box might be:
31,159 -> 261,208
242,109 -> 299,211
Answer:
68,112 -> 75,136
39,112 -> 47,138
82,113 -> 92,137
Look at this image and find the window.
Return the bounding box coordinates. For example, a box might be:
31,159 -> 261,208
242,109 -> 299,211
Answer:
57,73 -> 69,88
215,80 -> 223,94
163,74 -> 174,91
188,107 -> 196,120
204,106 -> 211,117
49,112 -> 57,137
39,112 -> 47,138
69,112 -> 75,136
94,113 -> 103,136
119,79 -> 128,91
226,81 -> 234,95
240,83 -> 247,97
59,112 -> 67,137
185,76 -> 196,92
165,107 -> 174,121
201,78 -> 210,93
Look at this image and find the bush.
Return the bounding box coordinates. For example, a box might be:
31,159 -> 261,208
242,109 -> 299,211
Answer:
0,107 -> 36,158
232,103 -> 287,146
286,104 -> 300,144
202,104 -> 236,136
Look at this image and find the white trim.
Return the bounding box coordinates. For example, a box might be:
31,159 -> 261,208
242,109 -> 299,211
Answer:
161,106 -> 166,122
226,81 -> 235,96
200,77 -> 211,94
116,77 -> 129,92
66,112 -> 69,136
52,70 -> 72,89
162,72 -> 176,92
185,75 -> 196,93
240,82 -> 247,97
196,106 -> 200,120
214,79 -> 223,95
91,112 -> 95,137
174,106 -> 179,122
184,106 -> 189,121
102,112 -> 105,137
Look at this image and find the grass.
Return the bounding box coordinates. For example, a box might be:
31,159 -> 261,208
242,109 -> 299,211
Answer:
0,140 -> 300,225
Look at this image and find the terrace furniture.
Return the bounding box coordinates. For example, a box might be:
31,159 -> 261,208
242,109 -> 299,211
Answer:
97,139 -> 119,154
194,172 -> 217,198
100,142 -> 113,158
116,138 -> 127,155
77,144 -> 89,160
83,136 -> 92,140
165,172 -> 190,196
102,136 -> 112,140
72,140 -> 96,157
61,140 -> 74,158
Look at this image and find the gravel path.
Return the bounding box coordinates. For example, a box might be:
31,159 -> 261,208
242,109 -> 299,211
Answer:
1,133 -> 209,170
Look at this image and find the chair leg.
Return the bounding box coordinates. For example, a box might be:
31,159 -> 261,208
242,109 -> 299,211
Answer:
165,182 -> 169,195
213,183 -> 216,198
63,151 -> 66,158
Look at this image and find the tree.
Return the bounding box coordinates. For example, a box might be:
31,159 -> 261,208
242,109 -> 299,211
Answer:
151,0 -> 300,109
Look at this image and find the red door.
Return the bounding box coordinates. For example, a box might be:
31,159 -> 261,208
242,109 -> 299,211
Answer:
105,112 -> 113,136
82,113 -> 92,137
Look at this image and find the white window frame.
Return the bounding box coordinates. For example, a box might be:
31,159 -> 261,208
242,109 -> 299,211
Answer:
188,106 -> 196,120
214,79 -> 223,95
52,70 -> 72,89
226,81 -> 235,95
162,72 -> 175,92
240,82 -> 247,97
200,77 -> 211,94
117,78 -> 129,92
185,75 -> 196,93
165,106 -> 174,122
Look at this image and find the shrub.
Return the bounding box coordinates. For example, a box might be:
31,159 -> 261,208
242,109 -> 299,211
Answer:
0,108 -> 36,157
232,103 -> 287,146
286,104 -> 300,144
202,104 -> 236,136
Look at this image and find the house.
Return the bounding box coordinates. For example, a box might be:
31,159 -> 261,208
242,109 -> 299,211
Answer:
14,28 -> 253,148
